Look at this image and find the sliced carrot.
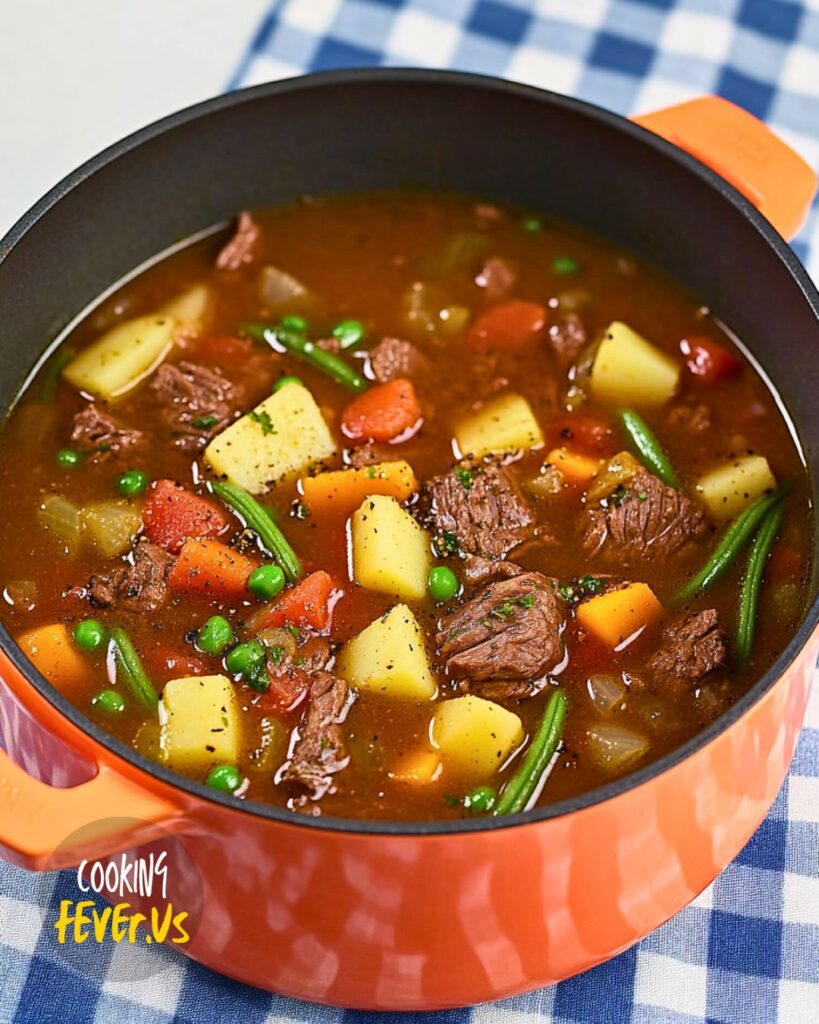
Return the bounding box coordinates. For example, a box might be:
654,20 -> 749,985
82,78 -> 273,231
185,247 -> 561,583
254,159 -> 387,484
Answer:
17,624 -> 89,695
300,460 -> 418,517
392,750 -> 442,784
767,545 -> 802,582
556,416 -> 615,455
251,571 -> 339,633
576,583 -> 664,649
546,447 -> 604,485
466,300 -> 547,350
254,666 -> 310,715
142,480 -> 228,555
167,538 -> 256,599
340,379 -> 422,444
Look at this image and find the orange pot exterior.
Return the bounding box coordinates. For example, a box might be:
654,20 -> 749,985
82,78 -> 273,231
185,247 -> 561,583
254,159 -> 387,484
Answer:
0,90 -> 817,1009
0,627 -> 816,1009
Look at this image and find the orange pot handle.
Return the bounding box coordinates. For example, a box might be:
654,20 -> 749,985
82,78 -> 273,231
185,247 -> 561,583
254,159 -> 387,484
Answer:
632,95 -> 816,241
0,746 -> 178,870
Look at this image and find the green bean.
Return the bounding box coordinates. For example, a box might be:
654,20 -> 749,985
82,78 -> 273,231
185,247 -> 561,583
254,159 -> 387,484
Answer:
40,347 -> 75,403
673,479 -> 792,603
619,409 -> 679,488
211,481 -> 302,584
241,322 -> 368,393
111,627 -> 158,710
735,502 -> 784,667
493,689 -> 568,816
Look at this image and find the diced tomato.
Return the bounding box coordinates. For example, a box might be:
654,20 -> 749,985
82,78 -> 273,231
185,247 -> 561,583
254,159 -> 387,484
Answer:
340,379 -> 422,444
143,646 -> 207,684
679,335 -> 743,384
254,665 -> 310,715
767,545 -> 802,583
167,538 -> 257,599
556,416 -> 615,455
195,334 -> 256,364
466,300 -> 547,350
252,571 -> 340,633
142,480 -> 228,554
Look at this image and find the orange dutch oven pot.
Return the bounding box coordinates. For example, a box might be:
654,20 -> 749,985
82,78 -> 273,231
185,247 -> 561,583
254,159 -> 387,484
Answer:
0,71 -> 817,1010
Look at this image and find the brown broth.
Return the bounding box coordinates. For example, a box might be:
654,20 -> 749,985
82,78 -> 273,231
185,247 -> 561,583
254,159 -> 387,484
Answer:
0,192 -> 812,821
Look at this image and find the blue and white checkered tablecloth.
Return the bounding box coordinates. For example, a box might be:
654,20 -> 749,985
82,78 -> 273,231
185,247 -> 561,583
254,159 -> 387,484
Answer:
1,2 -> 817,1022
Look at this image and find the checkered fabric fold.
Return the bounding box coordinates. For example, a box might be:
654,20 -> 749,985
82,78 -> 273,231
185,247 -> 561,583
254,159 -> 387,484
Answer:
1,2 -> 817,1022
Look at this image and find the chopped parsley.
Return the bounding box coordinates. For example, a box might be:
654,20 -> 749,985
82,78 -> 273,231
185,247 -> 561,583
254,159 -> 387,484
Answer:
609,484 -> 631,507
249,410 -> 276,435
443,794 -> 460,808
366,466 -> 377,479
268,644 -> 285,666
291,500 -> 311,520
490,593 -> 537,621
192,414 -> 218,430
455,468 -> 476,490
559,575 -> 607,604
433,531 -> 460,557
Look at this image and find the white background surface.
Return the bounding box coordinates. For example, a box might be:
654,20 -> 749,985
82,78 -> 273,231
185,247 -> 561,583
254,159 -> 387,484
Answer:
0,0 -> 269,236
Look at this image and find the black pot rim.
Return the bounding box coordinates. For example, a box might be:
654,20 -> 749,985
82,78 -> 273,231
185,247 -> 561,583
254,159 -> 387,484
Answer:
1,67 -> 817,838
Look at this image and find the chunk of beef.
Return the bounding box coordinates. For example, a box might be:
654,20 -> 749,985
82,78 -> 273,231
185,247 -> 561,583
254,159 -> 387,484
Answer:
458,678 -> 537,701
368,336 -> 428,383
548,312 -> 587,367
71,405 -> 144,458
423,461 -> 534,560
475,257 -> 516,301
345,443 -> 393,468
437,571 -> 563,683
648,609 -> 726,690
216,211 -> 260,271
87,541 -> 174,613
149,361 -> 242,450
462,556 -> 525,585
581,471 -> 708,564
279,671 -> 351,801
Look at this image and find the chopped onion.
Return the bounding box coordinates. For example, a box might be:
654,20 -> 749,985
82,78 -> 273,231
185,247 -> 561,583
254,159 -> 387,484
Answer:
586,673 -> 626,714
38,494 -> 82,550
770,581 -> 801,623
438,305 -> 471,336
249,716 -> 288,773
133,720 -> 161,760
526,463 -> 562,497
419,232 -> 489,277
403,282 -> 439,335
257,627 -> 298,662
3,580 -> 37,610
586,451 -> 641,503
82,501 -> 142,557
631,694 -> 682,734
259,264 -> 308,306
586,723 -> 649,771
556,288 -> 591,311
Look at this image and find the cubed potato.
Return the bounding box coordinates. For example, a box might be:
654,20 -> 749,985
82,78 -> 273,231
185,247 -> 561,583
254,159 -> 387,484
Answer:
351,494 -> 430,601
158,283 -> 211,334
204,381 -> 337,494
159,674 -> 240,771
455,393 -> 544,458
335,604 -> 436,700
81,501 -> 142,557
63,316 -> 176,400
432,695 -> 524,776
590,321 -> 680,406
695,455 -> 776,519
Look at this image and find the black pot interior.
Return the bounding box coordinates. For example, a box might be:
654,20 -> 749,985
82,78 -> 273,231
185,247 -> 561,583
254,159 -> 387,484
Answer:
0,70 -> 816,833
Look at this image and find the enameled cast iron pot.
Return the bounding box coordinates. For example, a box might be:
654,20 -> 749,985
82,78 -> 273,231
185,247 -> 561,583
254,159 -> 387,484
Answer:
0,71 -> 817,1010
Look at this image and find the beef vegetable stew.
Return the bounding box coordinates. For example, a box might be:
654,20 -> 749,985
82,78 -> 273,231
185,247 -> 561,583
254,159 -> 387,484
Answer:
0,193 -> 811,821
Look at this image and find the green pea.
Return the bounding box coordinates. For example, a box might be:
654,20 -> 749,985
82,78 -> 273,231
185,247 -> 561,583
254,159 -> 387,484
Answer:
248,564 -> 286,600
197,615 -> 234,655
117,469 -> 149,496
427,565 -> 460,604
521,217 -> 543,233
56,448 -> 81,468
279,314 -> 309,333
225,640 -> 266,680
273,375 -> 304,392
73,619 -> 107,651
92,689 -> 125,714
464,786 -> 497,812
331,319 -> 365,349
552,255 -> 580,276
205,764 -> 243,793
